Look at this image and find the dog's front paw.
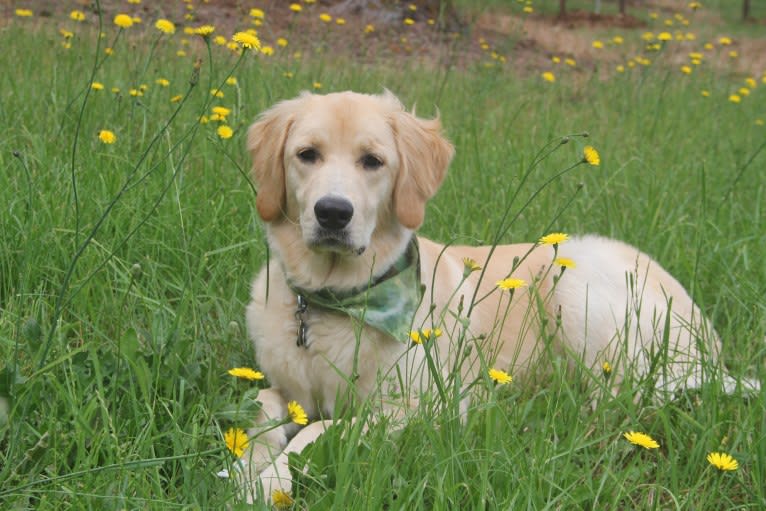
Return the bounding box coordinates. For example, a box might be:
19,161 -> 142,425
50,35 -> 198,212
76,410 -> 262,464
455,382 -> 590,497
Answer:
257,461 -> 294,505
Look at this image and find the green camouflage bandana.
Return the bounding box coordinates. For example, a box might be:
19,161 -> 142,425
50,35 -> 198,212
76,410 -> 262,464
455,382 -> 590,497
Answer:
288,238 -> 423,346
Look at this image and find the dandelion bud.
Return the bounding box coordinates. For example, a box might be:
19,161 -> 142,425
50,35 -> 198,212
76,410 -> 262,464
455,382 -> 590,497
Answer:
130,263 -> 142,279
582,132 -> 590,138
13,150 -> 21,158
560,136 -> 570,145
227,321 -> 240,336
190,57 -> 202,87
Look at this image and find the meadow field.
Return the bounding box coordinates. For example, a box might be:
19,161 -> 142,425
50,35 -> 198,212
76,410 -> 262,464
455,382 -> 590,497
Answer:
1,1 -> 765,509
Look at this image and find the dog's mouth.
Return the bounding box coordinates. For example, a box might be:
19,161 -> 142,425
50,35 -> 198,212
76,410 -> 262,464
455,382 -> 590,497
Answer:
308,229 -> 366,256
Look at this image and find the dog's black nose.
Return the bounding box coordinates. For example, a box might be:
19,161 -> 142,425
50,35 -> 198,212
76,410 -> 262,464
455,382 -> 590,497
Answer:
314,196 -> 353,230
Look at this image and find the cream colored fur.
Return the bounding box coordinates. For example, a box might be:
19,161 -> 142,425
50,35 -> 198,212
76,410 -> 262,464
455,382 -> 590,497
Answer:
240,90 -> 749,502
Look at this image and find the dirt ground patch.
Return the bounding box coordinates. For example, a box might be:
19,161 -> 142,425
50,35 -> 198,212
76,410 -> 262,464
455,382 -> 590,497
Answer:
4,0 -> 765,76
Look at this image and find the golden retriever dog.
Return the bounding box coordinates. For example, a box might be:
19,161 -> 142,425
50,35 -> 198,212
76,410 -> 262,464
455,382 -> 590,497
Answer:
239,90 -> 752,502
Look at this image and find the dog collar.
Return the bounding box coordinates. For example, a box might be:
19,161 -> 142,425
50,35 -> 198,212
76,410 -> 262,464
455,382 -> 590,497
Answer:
288,238 -> 424,348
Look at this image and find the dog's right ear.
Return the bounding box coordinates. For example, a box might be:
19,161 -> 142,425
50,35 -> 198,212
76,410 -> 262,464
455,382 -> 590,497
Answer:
247,102 -> 295,222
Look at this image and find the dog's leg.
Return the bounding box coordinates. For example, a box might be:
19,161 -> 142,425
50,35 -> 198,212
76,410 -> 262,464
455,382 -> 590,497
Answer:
257,419 -> 335,502
239,387 -> 295,502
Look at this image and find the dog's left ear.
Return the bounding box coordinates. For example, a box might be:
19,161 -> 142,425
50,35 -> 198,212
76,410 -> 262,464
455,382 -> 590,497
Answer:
390,110 -> 454,229
247,100 -> 296,222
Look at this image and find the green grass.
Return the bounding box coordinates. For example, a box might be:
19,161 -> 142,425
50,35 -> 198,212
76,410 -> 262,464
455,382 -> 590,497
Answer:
1,3 -> 765,510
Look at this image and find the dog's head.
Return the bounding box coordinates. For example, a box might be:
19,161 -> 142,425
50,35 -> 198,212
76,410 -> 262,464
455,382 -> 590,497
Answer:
247,91 -> 454,258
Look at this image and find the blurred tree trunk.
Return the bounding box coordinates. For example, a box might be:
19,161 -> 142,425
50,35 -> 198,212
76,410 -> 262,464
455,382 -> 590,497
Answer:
618,0 -> 627,15
559,0 -> 566,17
743,0 -> 751,20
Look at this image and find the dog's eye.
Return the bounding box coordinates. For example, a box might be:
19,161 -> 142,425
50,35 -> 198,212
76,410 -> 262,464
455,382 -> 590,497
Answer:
297,148 -> 319,164
361,154 -> 384,171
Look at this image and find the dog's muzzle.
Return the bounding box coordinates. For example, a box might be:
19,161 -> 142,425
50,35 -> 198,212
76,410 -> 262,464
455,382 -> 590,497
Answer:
309,196 -> 363,254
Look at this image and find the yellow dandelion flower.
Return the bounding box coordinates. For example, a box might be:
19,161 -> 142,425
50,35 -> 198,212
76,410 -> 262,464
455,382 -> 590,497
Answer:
612,35 -> 624,45
688,2 -> 702,9
592,40 -> 604,49
287,401 -> 308,425
111,87 -> 120,94
488,368 -> 513,384
176,50 -> 187,57
15,9 -> 34,17
728,94 -> 741,104
658,31 -> 672,41
70,10 -> 86,21
701,90 -> 710,97
539,232 -> 569,245
91,82 -> 104,91
744,77 -> 757,89
224,427 -> 249,457
211,88 -> 224,98
681,65 -> 692,75
319,13 -> 332,23
114,14 -> 133,28
718,36 -> 732,45
523,6 -> 533,13
602,361 -> 612,375
199,115 -> 209,124
272,489 -> 294,509
623,431 -> 660,449
98,130 -> 116,144
496,278 -> 527,290
171,94 -> 183,103
408,3 -> 417,11
754,119 -> 764,126
226,77 -> 238,86
232,31 -> 260,50
409,328 -> 442,344
194,25 -> 215,37
313,81 -> 322,90
728,50 -> 738,58
283,71 -> 294,79
250,8 -> 265,19
555,257 -> 576,269
129,88 -> 142,97
277,37 -> 288,47
289,3 -> 302,13
616,65 -> 625,73
552,56 -> 561,64
217,125 -> 234,140
155,19 -> 175,34
642,32 -> 655,41
738,87 -> 750,96
542,71 -> 556,83
336,17 -> 346,25
211,106 -> 231,118
155,78 -> 170,87
227,367 -> 263,380
128,0 -> 141,4
583,145 -> 600,166
404,18 -> 415,25
462,257 -> 481,275
565,58 -> 576,67
707,452 -> 738,471
261,45 -> 274,56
